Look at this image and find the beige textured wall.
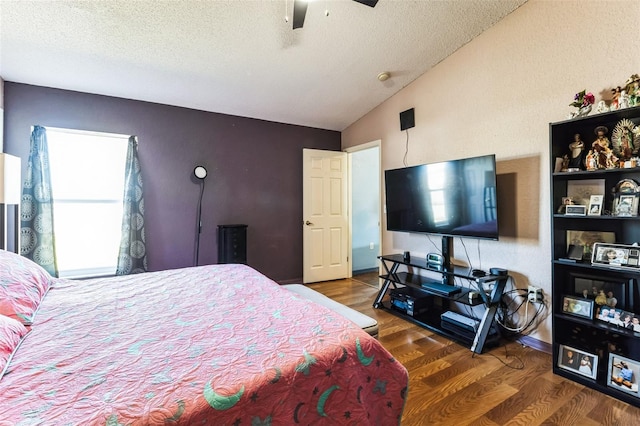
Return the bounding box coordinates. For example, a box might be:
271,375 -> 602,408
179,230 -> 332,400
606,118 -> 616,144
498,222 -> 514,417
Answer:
342,0 -> 640,344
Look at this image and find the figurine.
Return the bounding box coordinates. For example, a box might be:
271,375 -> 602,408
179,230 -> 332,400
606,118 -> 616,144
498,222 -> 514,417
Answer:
585,151 -> 597,171
587,126 -> 618,169
619,90 -> 630,109
625,74 -> 640,106
606,290 -> 618,308
595,290 -> 607,305
567,133 -> 585,170
557,197 -> 573,213
611,86 -> 622,110
595,100 -> 610,114
618,125 -> 635,161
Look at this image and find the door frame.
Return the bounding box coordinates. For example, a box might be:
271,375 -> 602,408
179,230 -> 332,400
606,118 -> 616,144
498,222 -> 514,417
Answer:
345,140 -> 382,279
302,149 -> 349,283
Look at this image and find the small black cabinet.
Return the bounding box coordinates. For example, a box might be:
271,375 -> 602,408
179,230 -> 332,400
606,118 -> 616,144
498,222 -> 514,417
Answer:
374,254 -> 508,354
217,224 -> 247,264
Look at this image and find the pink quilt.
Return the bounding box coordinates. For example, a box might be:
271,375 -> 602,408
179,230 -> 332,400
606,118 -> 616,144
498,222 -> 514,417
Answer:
0,264 -> 408,424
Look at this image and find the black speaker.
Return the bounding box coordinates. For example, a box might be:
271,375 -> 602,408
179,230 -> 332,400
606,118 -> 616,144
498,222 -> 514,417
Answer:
400,108 -> 415,131
218,224 -> 247,264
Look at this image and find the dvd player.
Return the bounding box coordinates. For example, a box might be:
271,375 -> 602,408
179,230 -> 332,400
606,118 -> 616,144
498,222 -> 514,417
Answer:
389,287 -> 432,317
441,311 -> 479,332
421,281 -> 461,296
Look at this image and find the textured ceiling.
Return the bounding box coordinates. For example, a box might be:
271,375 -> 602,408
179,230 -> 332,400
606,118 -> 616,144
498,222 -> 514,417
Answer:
0,0 -> 526,131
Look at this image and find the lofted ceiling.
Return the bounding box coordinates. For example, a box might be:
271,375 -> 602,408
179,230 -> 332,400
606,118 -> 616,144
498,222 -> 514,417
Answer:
0,0 -> 527,131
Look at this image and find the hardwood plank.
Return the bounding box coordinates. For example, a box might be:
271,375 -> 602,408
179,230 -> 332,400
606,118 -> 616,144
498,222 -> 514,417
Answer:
302,276 -> 640,425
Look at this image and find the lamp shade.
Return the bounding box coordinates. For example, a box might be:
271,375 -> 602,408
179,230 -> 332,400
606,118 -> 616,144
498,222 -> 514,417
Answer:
194,165 -> 207,180
0,153 -> 21,204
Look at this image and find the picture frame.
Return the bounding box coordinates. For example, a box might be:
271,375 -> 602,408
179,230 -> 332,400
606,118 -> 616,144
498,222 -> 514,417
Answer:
565,205 -> 587,216
566,230 -> 616,261
608,354 -> 640,397
557,344 -> 598,380
567,179 -> 606,206
588,194 -> 603,216
612,179 -> 640,217
562,295 -> 594,319
591,242 -> 640,270
596,306 -> 640,331
570,272 -> 629,311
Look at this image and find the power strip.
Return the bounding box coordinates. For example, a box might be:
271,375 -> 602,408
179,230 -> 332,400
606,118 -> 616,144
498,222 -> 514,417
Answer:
528,285 -> 543,303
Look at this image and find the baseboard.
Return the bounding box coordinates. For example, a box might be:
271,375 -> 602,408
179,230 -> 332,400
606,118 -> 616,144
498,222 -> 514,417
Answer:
518,335 -> 552,354
353,267 -> 378,275
277,277 -> 303,285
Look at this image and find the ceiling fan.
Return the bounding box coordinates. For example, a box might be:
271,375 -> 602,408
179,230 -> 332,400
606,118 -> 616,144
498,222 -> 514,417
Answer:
292,0 -> 379,29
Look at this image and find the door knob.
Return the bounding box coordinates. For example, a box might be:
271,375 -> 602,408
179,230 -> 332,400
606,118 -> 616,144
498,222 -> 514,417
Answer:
305,221 -> 313,226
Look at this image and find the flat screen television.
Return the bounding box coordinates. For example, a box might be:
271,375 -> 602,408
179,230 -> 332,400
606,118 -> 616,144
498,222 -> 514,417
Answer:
384,154 -> 498,240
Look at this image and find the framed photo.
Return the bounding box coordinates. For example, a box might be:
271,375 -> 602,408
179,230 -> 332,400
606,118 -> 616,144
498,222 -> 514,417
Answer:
557,196 -> 574,214
554,157 -> 564,173
598,308 -> 640,331
591,242 -> 640,270
558,344 -> 598,380
568,272 -> 633,308
608,354 -> 640,397
614,195 -> 638,217
565,205 -> 587,216
566,230 -> 616,261
612,179 -> 640,217
588,195 -> 603,216
562,295 -> 594,319
597,307 -> 622,325
567,179 -> 606,206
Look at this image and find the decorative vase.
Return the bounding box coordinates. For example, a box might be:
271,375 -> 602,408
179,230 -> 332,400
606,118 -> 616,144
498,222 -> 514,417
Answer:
576,104 -> 592,117
571,104 -> 592,118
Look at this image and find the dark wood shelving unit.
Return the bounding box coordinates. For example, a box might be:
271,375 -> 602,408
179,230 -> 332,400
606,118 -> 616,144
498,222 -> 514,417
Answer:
550,105 -> 640,408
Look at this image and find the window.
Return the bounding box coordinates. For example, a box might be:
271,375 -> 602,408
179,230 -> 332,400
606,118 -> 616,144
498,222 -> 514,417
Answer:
426,162 -> 448,226
46,128 -> 129,278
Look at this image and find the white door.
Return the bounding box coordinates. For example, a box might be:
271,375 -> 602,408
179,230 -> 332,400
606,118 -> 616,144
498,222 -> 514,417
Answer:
303,149 -> 349,283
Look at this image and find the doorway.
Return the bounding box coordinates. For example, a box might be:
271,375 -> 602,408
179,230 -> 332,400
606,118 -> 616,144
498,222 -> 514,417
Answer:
347,141 -> 381,283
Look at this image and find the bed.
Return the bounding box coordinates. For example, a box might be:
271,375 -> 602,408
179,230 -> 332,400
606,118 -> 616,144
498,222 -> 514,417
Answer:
0,250 -> 408,425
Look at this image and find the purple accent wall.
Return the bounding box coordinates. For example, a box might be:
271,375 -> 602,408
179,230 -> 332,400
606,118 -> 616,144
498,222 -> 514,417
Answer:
3,83 -> 341,282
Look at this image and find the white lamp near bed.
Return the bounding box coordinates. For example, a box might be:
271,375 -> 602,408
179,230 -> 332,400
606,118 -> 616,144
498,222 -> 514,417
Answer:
0,153 -> 21,253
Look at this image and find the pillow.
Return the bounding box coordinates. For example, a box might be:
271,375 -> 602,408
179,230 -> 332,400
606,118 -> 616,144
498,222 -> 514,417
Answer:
0,314 -> 29,378
0,250 -> 52,325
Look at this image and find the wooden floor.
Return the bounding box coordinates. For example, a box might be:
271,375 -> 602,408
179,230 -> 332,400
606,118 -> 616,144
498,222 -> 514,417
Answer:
306,273 -> 640,425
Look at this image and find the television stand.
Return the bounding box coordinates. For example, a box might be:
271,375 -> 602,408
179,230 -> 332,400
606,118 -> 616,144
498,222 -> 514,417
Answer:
374,253 -> 508,354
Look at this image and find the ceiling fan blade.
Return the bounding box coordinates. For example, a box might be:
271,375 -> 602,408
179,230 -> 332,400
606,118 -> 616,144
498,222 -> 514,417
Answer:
292,0 -> 308,29
353,0 -> 378,7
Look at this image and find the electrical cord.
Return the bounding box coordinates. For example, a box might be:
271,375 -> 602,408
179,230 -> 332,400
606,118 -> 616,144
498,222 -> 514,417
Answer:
402,129 -> 410,167
460,238 -> 473,270
496,287 -> 547,334
473,343 -> 525,370
427,234 -> 441,254
460,237 -> 484,274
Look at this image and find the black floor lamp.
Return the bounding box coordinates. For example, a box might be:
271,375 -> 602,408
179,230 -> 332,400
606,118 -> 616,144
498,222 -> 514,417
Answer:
193,165 -> 207,266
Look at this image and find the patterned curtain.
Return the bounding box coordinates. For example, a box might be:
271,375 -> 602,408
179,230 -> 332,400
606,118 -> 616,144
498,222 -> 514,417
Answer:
20,126 -> 58,277
116,136 -> 147,275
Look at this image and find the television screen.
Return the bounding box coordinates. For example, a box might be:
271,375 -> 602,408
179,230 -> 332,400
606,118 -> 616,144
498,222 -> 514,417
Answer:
384,154 -> 498,240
